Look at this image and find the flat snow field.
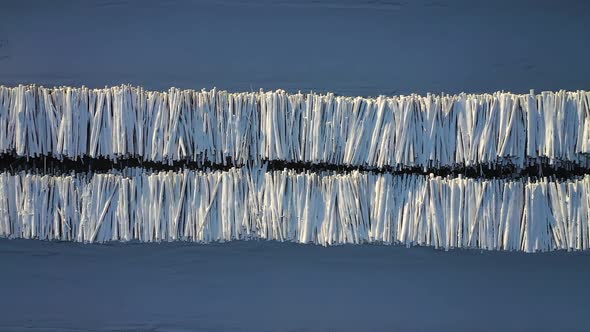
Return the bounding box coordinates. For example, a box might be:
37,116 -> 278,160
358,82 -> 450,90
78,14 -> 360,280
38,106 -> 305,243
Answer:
1,239 -> 590,332
1,0 -> 590,96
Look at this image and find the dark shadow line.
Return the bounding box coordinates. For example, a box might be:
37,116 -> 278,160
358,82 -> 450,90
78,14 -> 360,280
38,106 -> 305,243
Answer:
0,152 -> 588,180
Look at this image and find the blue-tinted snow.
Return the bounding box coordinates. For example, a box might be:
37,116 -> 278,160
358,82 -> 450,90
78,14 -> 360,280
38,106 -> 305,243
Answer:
1,239 -> 590,332
1,0 -> 589,96
1,0 -> 590,331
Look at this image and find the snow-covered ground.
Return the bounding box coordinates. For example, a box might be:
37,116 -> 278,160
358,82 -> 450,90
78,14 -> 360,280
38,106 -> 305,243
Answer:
1,0 -> 590,331
1,0 -> 589,96
1,238 -> 590,332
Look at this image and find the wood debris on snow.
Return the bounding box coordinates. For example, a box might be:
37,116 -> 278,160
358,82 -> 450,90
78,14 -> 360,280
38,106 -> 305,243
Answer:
0,85 -> 588,170
1,167 -> 589,252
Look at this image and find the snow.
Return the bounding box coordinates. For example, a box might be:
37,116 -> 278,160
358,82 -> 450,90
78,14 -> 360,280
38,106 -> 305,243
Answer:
1,238 -> 590,332
1,0 -> 590,330
1,0 -> 589,97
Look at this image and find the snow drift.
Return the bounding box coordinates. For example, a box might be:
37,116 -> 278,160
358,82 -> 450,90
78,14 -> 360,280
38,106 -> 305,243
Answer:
1,85 -> 589,171
1,167 -> 589,252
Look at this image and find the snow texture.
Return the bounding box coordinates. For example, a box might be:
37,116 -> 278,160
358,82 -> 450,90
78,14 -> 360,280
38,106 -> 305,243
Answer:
2,238 -> 589,332
1,85 -> 589,170
1,167 -> 589,252
2,0 -> 590,97
1,0 -> 590,330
